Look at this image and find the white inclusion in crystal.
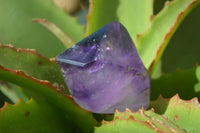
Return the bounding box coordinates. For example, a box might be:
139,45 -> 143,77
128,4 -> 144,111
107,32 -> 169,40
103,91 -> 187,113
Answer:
93,39 -> 96,42
61,68 -> 65,73
106,47 -> 110,50
103,35 -> 107,38
60,68 -> 66,77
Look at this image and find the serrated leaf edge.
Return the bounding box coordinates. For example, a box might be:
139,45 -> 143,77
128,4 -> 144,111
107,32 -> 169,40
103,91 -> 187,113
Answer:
0,97 -> 32,111
152,94 -> 200,110
98,107 -> 184,132
97,94 -> 200,132
0,65 -> 72,99
136,0 -> 199,72
0,65 -> 100,129
0,44 -> 57,62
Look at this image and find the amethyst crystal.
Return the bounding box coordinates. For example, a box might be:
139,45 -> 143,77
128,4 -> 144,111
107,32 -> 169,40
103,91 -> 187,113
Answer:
57,21 -> 150,113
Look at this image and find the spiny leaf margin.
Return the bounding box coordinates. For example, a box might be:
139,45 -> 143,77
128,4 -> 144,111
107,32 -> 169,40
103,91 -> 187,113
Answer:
0,65 -> 99,132
0,44 -> 68,93
150,94 -> 200,132
0,98 -> 72,133
95,107 -> 185,133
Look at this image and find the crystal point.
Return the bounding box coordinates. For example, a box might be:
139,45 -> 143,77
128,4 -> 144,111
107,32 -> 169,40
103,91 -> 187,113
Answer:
57,21 -> 150,113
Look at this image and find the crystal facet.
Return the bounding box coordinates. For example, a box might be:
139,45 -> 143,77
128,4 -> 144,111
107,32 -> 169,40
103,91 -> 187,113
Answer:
57,21 -> 150,113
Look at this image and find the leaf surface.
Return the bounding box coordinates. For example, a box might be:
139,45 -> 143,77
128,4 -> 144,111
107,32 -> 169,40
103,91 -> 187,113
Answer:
0,0 -> 84,57
32,19 -> 76,48
0,66 -> 99,132
150,95 -> 200,132
151,66 -> 200,101
0,44 -> 68,93
137,0 -> 200,72
0,99 -> 73,133
162,4 -> 200,73
96,95 -> 200,132
95,109 -> 185,133
0,81 -> 19,104
86,0 -> 153,43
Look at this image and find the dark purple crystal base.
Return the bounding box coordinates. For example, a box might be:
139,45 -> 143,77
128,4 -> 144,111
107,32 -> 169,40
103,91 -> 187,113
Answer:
57,21 -> 150,113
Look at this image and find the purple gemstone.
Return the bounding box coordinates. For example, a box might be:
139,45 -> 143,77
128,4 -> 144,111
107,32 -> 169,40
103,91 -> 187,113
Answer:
57,21 -> 150,113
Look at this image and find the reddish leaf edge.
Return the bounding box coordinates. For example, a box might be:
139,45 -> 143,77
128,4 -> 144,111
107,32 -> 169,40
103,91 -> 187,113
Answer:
0,43 -> 69,93
145,94 -> 197,108
96,109 -> 183,132
0,65 -> 72,100
116,108 -> 184,132
150,94 -> 200,110
147,0 -> 200,74
96,94 -> 200,132
100,109 -> 168,132
0,97 -> 30,111
0,65 -> 100,127
84,0 -> 94,37
0,43 -> 57,62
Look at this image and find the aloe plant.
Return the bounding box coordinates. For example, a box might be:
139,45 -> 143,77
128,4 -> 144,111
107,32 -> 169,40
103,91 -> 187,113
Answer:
0,0 -> 200,132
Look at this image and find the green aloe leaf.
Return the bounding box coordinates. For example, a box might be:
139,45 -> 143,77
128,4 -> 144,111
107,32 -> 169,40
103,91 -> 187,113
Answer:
85,0 -> 153,43
0,99 -> 75,133
0,66 -> 99,132
0,81 -> 28,106
150,95 -> 200,132
96,95 -> 200,132
95,109 -> 185,132
137,0 -> 200,72
32,19 -> 76,48
0,81 -> 19,104
0,0 -> 84,57
162,4 -> 200,73
151,66 -> 200,100
0,81 -> 18,107
0,44 -> 68,93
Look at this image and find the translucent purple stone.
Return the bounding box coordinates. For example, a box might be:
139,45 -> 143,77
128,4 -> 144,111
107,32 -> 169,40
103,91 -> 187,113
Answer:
56,21 -> 150,113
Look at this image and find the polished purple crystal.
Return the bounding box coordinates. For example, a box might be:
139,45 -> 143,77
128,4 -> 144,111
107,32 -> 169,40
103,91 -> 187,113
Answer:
57,21 -> 150,113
